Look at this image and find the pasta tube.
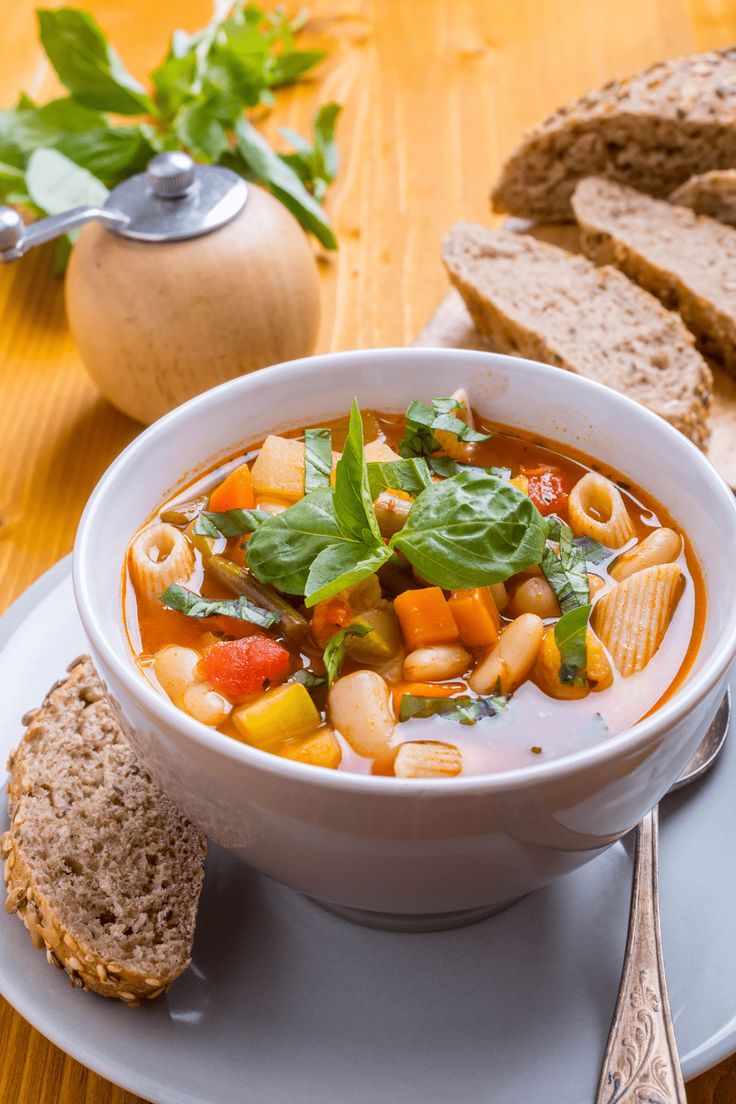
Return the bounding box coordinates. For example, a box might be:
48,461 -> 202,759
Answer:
394,742 -> 462,778
568,472 -> 635,548
592,563 -> 683,677
129,523 -> 195,600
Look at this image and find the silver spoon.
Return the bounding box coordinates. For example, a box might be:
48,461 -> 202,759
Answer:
595,691 -> 731,1104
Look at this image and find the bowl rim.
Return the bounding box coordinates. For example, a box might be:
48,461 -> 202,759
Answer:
73,346 -> 736,795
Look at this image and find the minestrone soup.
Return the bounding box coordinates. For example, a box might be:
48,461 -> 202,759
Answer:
124,390 -> 704,778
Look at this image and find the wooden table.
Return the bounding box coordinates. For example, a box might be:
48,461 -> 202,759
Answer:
1,1 -> 735,1100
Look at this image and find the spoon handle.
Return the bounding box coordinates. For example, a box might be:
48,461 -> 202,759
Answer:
595,807 -> 686,1104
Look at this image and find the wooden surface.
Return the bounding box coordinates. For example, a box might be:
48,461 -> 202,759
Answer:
1,1 -> 736,1101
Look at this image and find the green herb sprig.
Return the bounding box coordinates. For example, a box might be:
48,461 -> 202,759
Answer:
158,581 -> 281,627
323,623 -> 373,685
398,397 -> 492,458
1,4 -> 340,269
398,693 -> 509,725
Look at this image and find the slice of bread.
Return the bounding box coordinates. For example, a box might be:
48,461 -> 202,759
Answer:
1,656 -> 206,1004
670,170 -> 736,225
492,49 -> 736,221
442,223 -> 712,448
572,176 -> 736,372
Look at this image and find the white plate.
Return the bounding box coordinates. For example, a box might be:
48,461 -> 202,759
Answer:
0,558 -> 734,1104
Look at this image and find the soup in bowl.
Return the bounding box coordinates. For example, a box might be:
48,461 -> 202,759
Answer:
73,349 -> 736,927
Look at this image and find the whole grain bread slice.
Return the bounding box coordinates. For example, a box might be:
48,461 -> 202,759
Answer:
492,48 -> 736,221
572,176 -> 736,372
442,223 -> 712,448
670,170 -> 736,225
1,656 -> 206,1004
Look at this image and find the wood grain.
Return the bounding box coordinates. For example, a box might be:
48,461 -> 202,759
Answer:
1,2 -> 735,1101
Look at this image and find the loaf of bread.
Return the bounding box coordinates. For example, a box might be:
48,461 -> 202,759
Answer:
572,176 -> 736,371
442,223 -> 712,448
492,49 -> 736,221
1,656 -> 206,1004
670,170 -> 736,225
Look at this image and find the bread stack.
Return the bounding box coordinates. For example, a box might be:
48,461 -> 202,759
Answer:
432,47 -> 736,453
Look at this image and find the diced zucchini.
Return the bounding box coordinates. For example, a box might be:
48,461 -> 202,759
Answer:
344,574 -> 382,614
232,682 -> 321,751
364,438 -> 402,463
345,604 -> 402,662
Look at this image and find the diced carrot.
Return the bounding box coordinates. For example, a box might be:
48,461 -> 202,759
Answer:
208,464 -> 255,513
311,596 -> 353,647
391,681 -> 466,714
202,635 -> 290,697
448,587 -> 500,647
393,587 -> 459,650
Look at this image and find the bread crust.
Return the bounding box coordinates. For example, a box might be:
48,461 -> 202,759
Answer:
492,49 -> 736,220
670,170 -> 736,226
2,656 -> 206,1005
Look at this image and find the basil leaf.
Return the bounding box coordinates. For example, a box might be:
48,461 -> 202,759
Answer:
280,101 -> 341,201
234,117 -> 337,250
540,520 -> 590,613
268,49 -> 326,87
305,428 -> 333,492
399,694 -> 508,725
290,668 -> 326,690
158,583 -> 281,628
305,540 -> 393,607
323,623 -> 373,685
366,457 -> 433,499
195,508 -> 269,538
398,397 -> 492,458
246,488 -> 345,595
429,456 -> 510,480
333,400 -> 383,545
391,470 -> 547,588
37,8 -> 154,115
174,100 -> 230,161
554,604 -> 590,686
26,148 -> 108,214
573,534 -> 611,566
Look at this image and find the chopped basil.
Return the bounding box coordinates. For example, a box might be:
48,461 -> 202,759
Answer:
290,668 -> 326,690
323,623 -> 373,685
157,583 -> 281,628
546,515 -> 609,566
366,457 -> 433,498
399,693 -> 509,725
304,428 -> 333,492
429,456 -> 511,480
540,520 -> 590,612
398,397 -> 492,458
195,508 -> 269,539
554,603 -> 591,686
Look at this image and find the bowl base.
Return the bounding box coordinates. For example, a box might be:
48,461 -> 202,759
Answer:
311,897 -> 522,932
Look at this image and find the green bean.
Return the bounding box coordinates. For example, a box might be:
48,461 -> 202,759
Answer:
184,519 -> 221,560
161,495 -> 208,527
207,555 -> 309,643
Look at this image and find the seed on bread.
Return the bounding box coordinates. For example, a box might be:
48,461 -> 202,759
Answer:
3,657 -> 206,1003
492,48 -> 736,220
442,222 -> 711,448
572,176 -> 736,372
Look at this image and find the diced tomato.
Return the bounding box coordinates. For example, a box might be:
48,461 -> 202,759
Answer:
202,636 -> 290,697
525,466 -> 571,516
310,596 -> 353,647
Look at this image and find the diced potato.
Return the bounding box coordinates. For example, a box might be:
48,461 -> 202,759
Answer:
232,682 -> 321,751
251,436 -> 339,502
364,438 -> 402,464
278,727 -> 342,769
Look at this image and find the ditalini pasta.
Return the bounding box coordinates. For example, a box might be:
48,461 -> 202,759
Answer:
592,563 -> 683,677
568,472 -> 636,547
124,392 -> 704,777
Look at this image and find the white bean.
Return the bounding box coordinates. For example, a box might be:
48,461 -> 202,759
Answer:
403,644 -> 471,682
328,671 -> 395,764
609,527 -> 682,582
468,613 -> 544,695
181,682 -> 231,726
153,646 -> 200,706
509,577 -> 560,619
490,582 -> 509,613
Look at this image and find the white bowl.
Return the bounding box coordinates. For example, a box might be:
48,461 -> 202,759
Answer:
73,349 -> 736,929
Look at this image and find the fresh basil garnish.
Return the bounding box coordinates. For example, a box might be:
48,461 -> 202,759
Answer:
323,623 -> 373,685
429,456 -> 511,480
366,457 -> 433,498
398,397 -> 492,458
554,603 -> 590,686
195,508 -> 269,539
546,515 -> 609,566
540,520 -> 590,612
158,583 -> 281,628
290,668 -> 327,690
399,693 -> 509,725
304,428 -> 333,492
391,470 -> 548,589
